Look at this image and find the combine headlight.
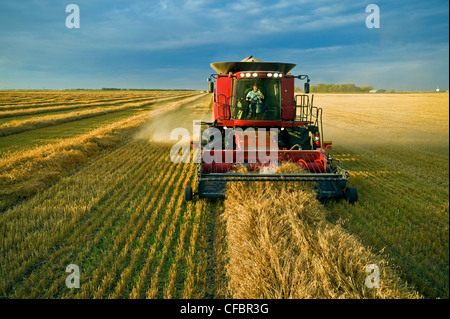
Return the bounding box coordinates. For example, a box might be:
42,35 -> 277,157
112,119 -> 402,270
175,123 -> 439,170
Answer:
278,73 -> 283,78
252,73 -> 258,77
245,72 -> 251,77
273,73 -> 278,78
267,73 -> 273,77
240,73 -> 246,78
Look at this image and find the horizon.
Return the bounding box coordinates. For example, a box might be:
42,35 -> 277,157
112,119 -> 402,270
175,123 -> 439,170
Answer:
1,88 -> 448,93
0,0 -> 448,91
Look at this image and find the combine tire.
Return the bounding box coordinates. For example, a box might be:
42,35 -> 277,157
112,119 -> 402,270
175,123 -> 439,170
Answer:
344,187 -> 358,204
184,186 -> 193,201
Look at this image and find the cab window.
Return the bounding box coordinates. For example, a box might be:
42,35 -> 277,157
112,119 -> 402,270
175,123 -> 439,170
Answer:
233,79 -> 281,121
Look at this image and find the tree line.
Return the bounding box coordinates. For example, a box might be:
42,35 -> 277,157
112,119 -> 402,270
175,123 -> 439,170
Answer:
311,83 -> 374,93
295,83 -> 379,93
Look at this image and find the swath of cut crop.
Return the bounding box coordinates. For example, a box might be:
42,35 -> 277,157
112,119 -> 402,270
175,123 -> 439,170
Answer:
223,164 -> 420,299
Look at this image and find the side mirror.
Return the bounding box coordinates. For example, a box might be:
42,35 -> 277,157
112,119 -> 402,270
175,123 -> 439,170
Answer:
304,82 -> 310,94
208,81 -> 214,93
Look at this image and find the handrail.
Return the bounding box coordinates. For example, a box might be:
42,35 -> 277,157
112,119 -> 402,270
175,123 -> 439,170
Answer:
217,93 -> 230,120
294,94 -> 323,146
294,94 -> 310,122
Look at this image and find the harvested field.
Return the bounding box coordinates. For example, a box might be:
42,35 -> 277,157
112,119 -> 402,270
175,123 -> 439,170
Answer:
0,91 -> 448,299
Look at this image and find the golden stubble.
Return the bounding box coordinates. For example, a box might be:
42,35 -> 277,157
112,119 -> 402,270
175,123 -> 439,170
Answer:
223,164 -> 420,299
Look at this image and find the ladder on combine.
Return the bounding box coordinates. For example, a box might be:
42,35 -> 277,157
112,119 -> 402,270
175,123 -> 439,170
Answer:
217,94 -> 230,121
294,94 -> 323,146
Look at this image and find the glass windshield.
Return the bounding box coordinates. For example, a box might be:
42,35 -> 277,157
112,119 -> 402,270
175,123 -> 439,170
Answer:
233,78 -> 281,121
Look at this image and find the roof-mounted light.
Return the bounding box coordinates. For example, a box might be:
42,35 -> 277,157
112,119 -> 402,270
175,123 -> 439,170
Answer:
267,73 -> 273,77
245,72 -> 251,77
252,73 -> 258,77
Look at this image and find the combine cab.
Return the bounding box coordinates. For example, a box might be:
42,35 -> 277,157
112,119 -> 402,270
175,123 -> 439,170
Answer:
184,57 -> 357,203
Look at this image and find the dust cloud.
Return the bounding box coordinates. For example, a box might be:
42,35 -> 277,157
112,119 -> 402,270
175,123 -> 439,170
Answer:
134,93 -> 213,145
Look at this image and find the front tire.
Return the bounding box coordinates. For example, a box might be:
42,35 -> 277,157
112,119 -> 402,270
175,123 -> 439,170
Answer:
184,186 -> 193,201
344,187 -> 358,204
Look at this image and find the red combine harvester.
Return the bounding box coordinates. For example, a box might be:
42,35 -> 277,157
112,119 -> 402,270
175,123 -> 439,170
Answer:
184,56 -> 357,203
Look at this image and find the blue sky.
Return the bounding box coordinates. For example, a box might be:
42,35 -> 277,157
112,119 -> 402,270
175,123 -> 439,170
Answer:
0,0 -> 448,91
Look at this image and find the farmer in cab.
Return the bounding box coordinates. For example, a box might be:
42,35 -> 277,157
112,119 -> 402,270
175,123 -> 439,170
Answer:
246,84 -> 264,118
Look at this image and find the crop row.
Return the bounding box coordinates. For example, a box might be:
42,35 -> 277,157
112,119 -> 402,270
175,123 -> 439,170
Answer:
0,93 -> 199,136
327,144 -> 448,298
0,96 -> 161,119
0,91 -> 186,109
